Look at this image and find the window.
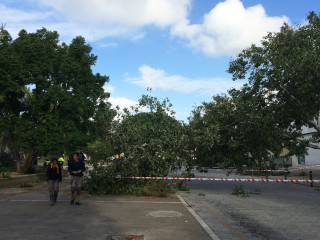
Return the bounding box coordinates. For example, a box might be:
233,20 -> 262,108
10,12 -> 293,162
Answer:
298,154 -> 305,165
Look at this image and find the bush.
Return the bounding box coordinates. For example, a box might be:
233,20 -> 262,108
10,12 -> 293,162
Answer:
0,151 -> 13,167
171,171 -> 194,191
299,171 -> 307,176
1,172 -> 11,179
82,163 -> 174,196
136,181 -> 174,197
27,167 -> 36,174
232,184 -> 249,198
20,183 -> 33,188
0,166 -> 16,173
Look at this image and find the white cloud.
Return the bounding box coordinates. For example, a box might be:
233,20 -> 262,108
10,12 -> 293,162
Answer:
1,0 -> 290,56
1,0 -> 190,42
103,84 -> 137,111
40,0 -> 191,27
103,84 -> 115,93
171,0 -> 290,56
36,0 -> 191,42
127,65 -> 244,96
0,4 -> 51,23
107,96 -> 138,112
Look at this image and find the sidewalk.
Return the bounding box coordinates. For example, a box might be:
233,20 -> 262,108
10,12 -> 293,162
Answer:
0,177 -> 212,240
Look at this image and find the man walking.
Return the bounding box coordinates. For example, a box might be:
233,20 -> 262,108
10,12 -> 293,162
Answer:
68,152 -> 86,205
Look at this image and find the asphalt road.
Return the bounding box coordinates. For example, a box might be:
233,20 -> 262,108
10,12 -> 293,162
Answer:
181,169 -> 320,240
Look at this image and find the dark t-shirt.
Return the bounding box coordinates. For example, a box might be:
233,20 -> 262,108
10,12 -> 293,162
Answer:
68,160 -> 85,176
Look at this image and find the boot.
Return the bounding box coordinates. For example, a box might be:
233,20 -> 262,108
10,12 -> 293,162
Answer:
49,192 -> 54,206
53,192 -> 58,202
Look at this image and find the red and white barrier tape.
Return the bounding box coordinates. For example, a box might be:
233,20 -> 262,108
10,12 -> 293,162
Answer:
245,169 -> 287,172
245,164 -> 320,172
289,164 -> 320,171
116,176 -> 320,183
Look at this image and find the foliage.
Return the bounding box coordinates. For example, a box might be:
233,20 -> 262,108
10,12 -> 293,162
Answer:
189,12 -> 320,169
298,171 -> 307,176
20,183 -> 33,188
111,92 -> 189,177
0,27 -> 113,173
136,180 -> 174,197
0,166 -> 16,173
84,92 -> 190,195
83,163 -> 174,197
227,11 -> 320,152
1,172 -> 11,179
0,150 -> 13,167
171,171 -> 194,191
232,184 -> 249,198
189,93 -> 282,168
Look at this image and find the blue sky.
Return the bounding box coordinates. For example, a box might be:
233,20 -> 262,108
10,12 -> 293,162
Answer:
1,0 -> 319,121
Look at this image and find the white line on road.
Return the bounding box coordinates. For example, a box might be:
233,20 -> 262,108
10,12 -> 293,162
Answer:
0,199 -> 183,204
177,194 -> 221,240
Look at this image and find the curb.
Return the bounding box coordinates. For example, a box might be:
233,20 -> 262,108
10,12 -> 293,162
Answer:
177,194 -> 221,240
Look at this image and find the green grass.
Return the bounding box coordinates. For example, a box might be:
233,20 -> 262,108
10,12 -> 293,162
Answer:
298,171 -> 307,176
20,183 -> 33,188
1,172 -> 12,179
0,166 -> 16,173
136,181 -> 175,197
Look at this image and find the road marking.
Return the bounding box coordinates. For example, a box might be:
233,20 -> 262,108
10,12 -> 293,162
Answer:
188,194 -> 247,240
177,195 -> 221,240
0,199 -> 182,204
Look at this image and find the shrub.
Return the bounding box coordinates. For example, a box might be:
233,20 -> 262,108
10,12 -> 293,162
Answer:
232,184 -> 249,198
136,181 -> 174,197
299,171 -> 307,176
82,163 -> 174,196
0,151 -> 13,167
171,171 -> 194,191
1,172 -> 11,179
20,183 -> 33,188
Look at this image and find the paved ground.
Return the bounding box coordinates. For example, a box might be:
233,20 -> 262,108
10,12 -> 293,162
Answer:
181,169 -> 320,240
1,168 -> 320,240
0,178 -> 212,240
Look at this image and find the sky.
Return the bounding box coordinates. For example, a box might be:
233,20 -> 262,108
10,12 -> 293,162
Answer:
1,0 -> 319,122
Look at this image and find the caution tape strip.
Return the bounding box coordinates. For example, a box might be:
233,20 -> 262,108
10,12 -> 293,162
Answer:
245,169 -> 287,172
116,176 -> 320,183
246,164 -> 320,172
289,164 -> 320,171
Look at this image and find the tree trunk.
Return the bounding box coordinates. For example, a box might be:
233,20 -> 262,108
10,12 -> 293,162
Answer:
9,131 -> 22,173
12,149 -> 21,173
22,153 -> 33,174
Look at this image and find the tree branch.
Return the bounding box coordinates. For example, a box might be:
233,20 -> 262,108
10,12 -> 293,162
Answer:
284,131 -> 320,149
308,120 -> 320,133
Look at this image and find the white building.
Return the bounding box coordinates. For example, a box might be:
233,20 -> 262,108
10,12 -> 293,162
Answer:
292,122 -> 320,166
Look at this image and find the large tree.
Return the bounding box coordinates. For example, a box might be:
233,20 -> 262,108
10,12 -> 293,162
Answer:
189,12 -> 320,168
227,12 -> 320,153
0,27 -> 112,172
189,90 -> 285,169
